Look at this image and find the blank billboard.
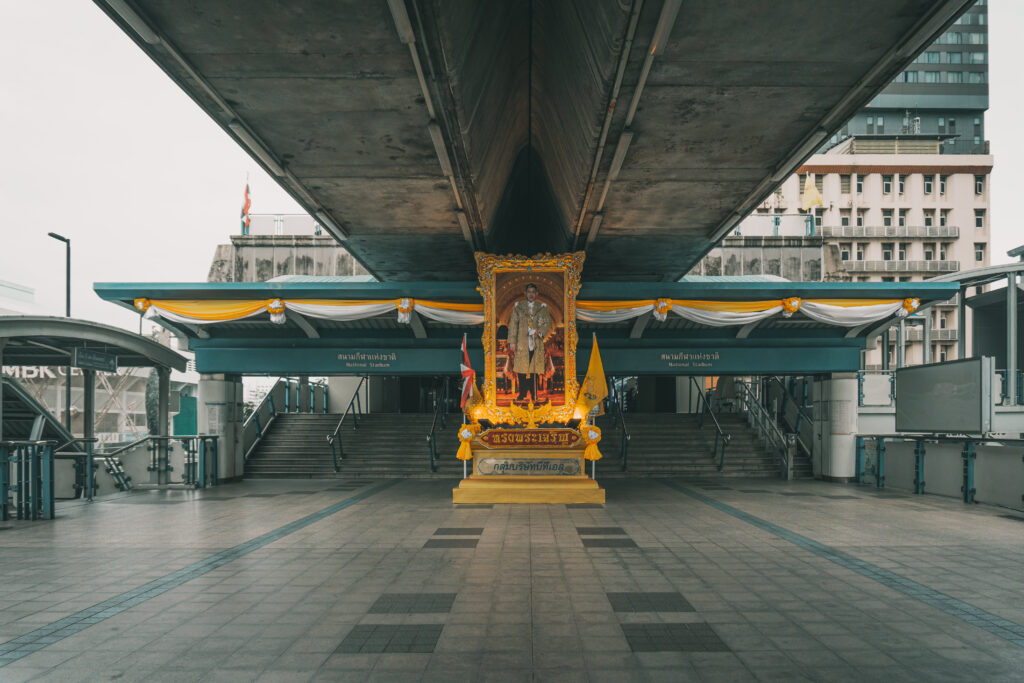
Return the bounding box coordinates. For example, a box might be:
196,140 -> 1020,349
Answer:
894,357 -> 994,434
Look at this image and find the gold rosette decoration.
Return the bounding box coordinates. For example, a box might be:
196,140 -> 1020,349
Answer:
134,298 -> 151,313
457,423 -> 480,461
900,297 -> 920,316
267,299 -> 287,324
781,297 -> 802,318
581,424 -> 602,462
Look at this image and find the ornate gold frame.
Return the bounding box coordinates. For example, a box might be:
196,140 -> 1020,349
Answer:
472,252 -> 585,426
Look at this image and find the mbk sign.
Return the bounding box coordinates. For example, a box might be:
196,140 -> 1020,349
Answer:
1,366 -> 88,379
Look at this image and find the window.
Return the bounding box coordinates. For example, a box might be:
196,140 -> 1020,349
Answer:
940,350 -> 947,362
924,242 -> 935,260
814,175 -> 824,193
938,116 -> 946,133
924,71 -> 940,83
898,174 -> 905,195
975,243 -> 986,262
876,116 -> 885,134
939,175 -> 947,194
975,175 -> 985,194
882,175 -> 893,194
898,209 -> 908,227
948,52 -> 963,64
923,210 -> 935,227
814,208 -> 823,228
903,71 -> 919,83
856,243 -> 867,260
923,51 -> 940,63
882,209 -> 894,227
840,209 -> 851,227
975,209 -> 985,228
866,116 -> 874,134
856,210 -> 866,227
947,71 -> 963,83
840,243 -> 852,261
857,276 -> 869,282
940,209 -> 951,227
882,276 -> 895,282
899,276 -> 912,282
974,116 -> 982,134
945,31 -> 962,44
855,175 -> 863,194
949,118 -> 957,134
940,243 -> 949,260
882,243 -> 894,261
923,174 -> 933,194
968,71 -> 987,83
967,32 -> 986,44
898,242 -> 909,260
939,315 -> 947,329
840,174 -> 851,194
969,51 -> 986,63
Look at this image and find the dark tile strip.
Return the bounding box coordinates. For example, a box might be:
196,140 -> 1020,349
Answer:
433,527 -> 483,535
581,538 -> 637,548
0,480 -> 401,668
424,538 -> 479,548
661,479 -> 1024,649
576,526 -> 626,536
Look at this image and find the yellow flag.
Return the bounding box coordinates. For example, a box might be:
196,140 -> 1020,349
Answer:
801,173 -> 823,212
575,336 -> 608,418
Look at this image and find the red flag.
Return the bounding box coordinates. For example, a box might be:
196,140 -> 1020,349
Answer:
460,333 -> 475,409
240,183 -> 252,234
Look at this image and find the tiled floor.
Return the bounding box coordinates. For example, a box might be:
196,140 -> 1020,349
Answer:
1,477 -> 1024,681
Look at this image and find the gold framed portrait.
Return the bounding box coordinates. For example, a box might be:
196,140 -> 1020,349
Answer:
474,251 -> 585,425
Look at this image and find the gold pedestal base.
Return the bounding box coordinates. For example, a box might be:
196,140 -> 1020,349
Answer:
452,474 -> 605,504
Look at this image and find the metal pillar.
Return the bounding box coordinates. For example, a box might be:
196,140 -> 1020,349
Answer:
913,439 -> 925,495
875,437 -> 886,488
957,285 -> 967,360
158,367 -> 170,485
83,369 -> 95,500
1007,273 -> 1018,406
896,319 -> 906,368
922,314 -> 932,365
298,375 -> 311,413
961,441 -> 976,503
881,330 -> 890,370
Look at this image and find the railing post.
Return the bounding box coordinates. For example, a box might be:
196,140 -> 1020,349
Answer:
857,372 -> 865,407
961,441 -> 976,503
428,434 -> 436,473
41,443 -> 54,520
0,444 -> 8,521
875,437 -> 886,488
718,438 -> 727,472
914,439 -> 926,495
211,437 -> 219,485
855,436 -> 864,483
621,433 -> 629,472
267,392 -> 275,416
198,438 -> 206,489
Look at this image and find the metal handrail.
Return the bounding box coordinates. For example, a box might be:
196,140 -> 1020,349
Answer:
737,381 -> 791,478
427,378 -> 451,473
614,397 -> 630,472
770,376 -> 815,450
327,376 -> 368,472
691,377 -> 730,470
242,378 -> 286,460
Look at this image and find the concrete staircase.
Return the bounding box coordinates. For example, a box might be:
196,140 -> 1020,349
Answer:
245,411 -> 788,480
594,413 -> 783,478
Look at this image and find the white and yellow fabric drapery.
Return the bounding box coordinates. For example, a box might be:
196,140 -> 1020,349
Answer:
574,297 -> 920,328
133,297 -> 485,326
134,296 -> 920,330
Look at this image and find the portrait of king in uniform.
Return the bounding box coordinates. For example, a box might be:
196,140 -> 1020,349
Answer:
507,283 -> 552,403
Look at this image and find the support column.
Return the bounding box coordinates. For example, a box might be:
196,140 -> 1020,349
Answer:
298,375 -> 311,413
822,373 -> 858,482
198,373 -> 244,482
923,314 -> 932,365
957,285 -> 967,360
157,367 -> 170,485
83,369 -> 95,500
881,330 -> 890,370
1007,273 -> 1018,406
896,319 -> 905,368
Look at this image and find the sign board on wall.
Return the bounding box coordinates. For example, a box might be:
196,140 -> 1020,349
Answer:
895,357 -> 994,434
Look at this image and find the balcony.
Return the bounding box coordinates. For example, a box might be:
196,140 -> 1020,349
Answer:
904,328 -> 958,342
843,260 -> 959,273
821,225 -> 959,239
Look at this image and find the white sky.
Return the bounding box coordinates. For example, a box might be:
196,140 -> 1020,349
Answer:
1,1 -> 1021,332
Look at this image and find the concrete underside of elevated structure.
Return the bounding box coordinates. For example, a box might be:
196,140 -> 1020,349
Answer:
96,0 -> 975,281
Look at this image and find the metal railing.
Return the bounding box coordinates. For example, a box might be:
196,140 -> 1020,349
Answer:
904,327 -> 958,342
771,377 -> 815,466
99,435 -> 220,489
737,382 -> 793,480
243,379 -> 288,462
821,225 -> 959,239
997,370 -> 1024,406
692,377 -> 730,470
858,370 -> 895,407
427,378 -> 451,473
327,376 -> 368,472
0,440 -> 56,520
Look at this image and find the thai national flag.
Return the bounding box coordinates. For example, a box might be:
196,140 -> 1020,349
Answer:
240,183 -> 252,234
460,333 -> 475,409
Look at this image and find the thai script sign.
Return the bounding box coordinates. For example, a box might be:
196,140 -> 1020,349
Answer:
475,457 -> 581,476
478,429 -> 580,449
336,351 -> 398,370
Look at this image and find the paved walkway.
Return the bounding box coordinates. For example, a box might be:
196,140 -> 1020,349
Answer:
1,477 -> 1023,682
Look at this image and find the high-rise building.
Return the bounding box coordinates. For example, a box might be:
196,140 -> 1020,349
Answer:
831,0 -> 988,155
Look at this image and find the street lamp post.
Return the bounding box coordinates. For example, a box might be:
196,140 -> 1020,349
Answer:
48,232 -> 71,429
